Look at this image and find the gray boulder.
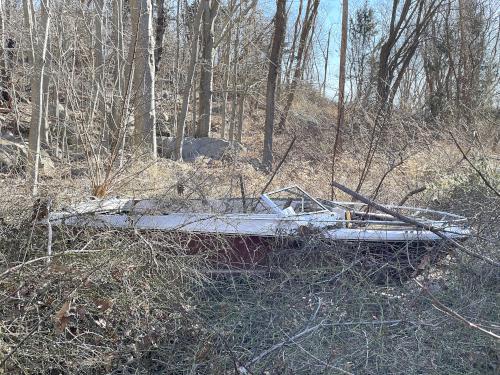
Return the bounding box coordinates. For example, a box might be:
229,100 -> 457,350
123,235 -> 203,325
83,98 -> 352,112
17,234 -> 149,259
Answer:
158,136 -> 243,161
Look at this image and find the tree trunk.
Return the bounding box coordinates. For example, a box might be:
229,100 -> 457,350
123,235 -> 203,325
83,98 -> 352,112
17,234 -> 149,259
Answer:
278,0 -> 319,130
284,0 -> 303,88
94,0 -> 105,82
263,0 -> 286,170
220,24 -> 232,139
174,0 -> 204,161
228,4 -> 242,142
26,0 -> 50,195
322,26 -> 331,97
94,0 -> 106,141
130,0 -> 157,159
191,81 -> 197,136
197,0 -> 219,138
330,0 -> 348,199
236,92 -> 244,143
108,0 -> 125,149
172,0 -> 180,139
0,0 -> 6,88
154,0 -> 166,72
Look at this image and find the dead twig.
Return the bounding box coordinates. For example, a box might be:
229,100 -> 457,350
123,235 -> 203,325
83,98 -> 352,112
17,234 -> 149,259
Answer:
243,320 -> 327,371
0,241 -> 96,279
415,280 -> 500,340
260,135 -> 296,195
0,260 -> 109,368
398,186 -> 426,206
449,132 -> 500,198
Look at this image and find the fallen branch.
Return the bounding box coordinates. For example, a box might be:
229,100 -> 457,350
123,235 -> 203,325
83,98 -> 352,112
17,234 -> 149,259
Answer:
243,320 -> 326,371
331,181 -> 500,267
415,280 -> 500,340
240,317 -> 430,374
0,241 -> 96,279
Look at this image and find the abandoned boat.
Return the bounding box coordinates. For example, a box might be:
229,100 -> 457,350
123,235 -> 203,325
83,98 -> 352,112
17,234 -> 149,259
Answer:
45,186 -> 470,269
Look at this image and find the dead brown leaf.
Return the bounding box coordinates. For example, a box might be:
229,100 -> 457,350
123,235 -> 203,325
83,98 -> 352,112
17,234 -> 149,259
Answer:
94,298 -> 113,312
54,301 -> 71,333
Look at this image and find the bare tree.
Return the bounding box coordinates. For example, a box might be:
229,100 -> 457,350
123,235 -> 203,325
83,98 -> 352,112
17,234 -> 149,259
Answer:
0,0 -> 6,91
94,0 -> 106,142
154,0 -> 166,72
330,0 -> 348,199
129,0 -> 157,158
284,0 -> 303,88
174,0 -> 204,161
278,0 -> 319,130
321,25 -> 332,97
197,0 -> 219,138
25,0 -> 51,195
263,0 -> 286,170
348,2 -> 377,103
219,23 -> 232,139
108,0 -> 125,149
376,0 -> 442,110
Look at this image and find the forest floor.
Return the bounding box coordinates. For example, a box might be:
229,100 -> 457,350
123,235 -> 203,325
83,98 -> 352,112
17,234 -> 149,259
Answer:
0,92 -> 499,374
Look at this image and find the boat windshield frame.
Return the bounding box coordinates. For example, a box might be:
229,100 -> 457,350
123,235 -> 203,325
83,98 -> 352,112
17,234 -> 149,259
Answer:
260,186 -> 330,216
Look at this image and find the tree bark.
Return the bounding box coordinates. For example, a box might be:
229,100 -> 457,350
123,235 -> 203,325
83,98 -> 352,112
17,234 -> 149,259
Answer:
197,0 -> 219,138
220,22 -> 232,139
236,92 -> 244,143
0,0 -> 6,89
26,0 -> 50,195
263,0 -> 286,170
228,4 -> 242,142
129,0 -> 157,159
334,0 -> 348,150
108,0 -> 125,149
94,0 -> 106,143
154,0 -> 166,72
174,0 -> 204,161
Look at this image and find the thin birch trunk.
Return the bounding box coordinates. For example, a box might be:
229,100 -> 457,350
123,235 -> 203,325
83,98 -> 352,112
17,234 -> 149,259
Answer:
130,0 -> 157,159
109,0 -> 124,149
172,0 -> 181,139
26,0 -> 50,195
94,0 -> 105,143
